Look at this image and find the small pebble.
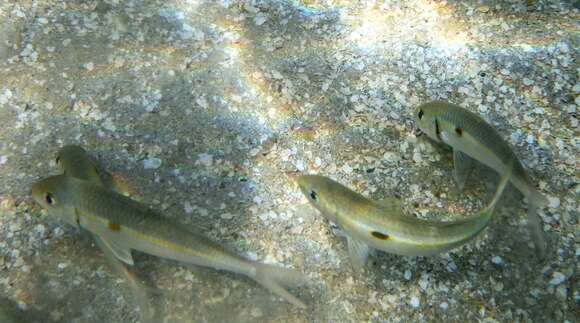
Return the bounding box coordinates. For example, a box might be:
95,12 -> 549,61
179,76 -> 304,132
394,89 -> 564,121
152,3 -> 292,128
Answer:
196,153 -> 213,167
143,157 -> 162,169
555,285 -> 567,299
548,197 -> 560,209
183,201 -> 193,214
410,296 -> 420,308
549,272 -> 566,285
254,14 -> 267,26
491,256 -> 503,265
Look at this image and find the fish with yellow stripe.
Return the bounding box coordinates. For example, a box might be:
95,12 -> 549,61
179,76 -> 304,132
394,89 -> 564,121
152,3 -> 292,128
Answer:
414,101 -> 549,258
32,152 -> 307,308
297,165 -> 511,271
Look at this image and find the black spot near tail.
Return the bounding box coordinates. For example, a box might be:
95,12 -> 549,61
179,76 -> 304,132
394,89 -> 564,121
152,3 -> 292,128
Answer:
371,231 -> 390,240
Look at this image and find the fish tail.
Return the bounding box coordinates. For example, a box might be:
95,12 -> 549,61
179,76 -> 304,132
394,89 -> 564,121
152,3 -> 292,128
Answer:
483,161 -> 513,214
529,188 -> 549,208
527,204 -> 547,259
526,187 -> 548,259
252,263 -> 307,308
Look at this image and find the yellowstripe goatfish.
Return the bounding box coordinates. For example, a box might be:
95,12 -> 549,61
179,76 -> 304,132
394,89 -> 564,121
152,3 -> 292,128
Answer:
32,174 -> 307,308
55,145 -> 155,322
414,101 -> 548,258
297,167 -> 511,271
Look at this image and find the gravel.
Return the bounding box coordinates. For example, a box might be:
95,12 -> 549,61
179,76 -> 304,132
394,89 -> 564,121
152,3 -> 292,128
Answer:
0,0 -> 577,322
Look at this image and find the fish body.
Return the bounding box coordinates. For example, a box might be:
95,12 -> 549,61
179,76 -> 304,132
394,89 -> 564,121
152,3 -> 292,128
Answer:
32,175 -> 306,308
297,168 -> 510,270
414,101 -> 548,257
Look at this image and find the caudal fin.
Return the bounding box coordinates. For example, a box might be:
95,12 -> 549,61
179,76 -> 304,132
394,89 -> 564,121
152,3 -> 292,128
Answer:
253,264 -> 307,308
527,205 -> 547,259
482,162 -> 513,214
527,188 -> 549,259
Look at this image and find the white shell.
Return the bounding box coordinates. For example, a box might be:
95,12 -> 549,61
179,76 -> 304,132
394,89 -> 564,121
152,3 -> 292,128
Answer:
440,131 -> 449,143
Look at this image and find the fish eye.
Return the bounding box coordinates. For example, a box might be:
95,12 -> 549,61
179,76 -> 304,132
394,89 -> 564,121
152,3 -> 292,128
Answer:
45,193 -> 55,205
417,109 -> 424,120
455,127 -> 463,136
55,155 -> 60,164
309,190 -> 318,201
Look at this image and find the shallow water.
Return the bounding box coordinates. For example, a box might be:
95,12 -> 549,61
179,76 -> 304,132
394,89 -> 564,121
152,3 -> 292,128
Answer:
0,1 -> 578,322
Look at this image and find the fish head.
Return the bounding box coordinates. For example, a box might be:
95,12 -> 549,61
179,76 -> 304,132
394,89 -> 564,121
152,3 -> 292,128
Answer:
414,101 -> 446,143
297,175 -> 342,221
31,175 -> 73,214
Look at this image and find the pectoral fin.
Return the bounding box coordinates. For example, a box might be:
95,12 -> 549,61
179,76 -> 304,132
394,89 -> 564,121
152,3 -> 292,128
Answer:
347,236 -> 370,272
330,223 -> 347,239
453,150 -> 474,191
98,235 -> 135,266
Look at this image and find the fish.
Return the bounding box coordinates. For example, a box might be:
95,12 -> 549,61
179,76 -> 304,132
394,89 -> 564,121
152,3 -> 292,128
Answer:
55,145 -> 155,322
297,166 -> 511,271
31,174 -> 307,308
414,100 -> 548,258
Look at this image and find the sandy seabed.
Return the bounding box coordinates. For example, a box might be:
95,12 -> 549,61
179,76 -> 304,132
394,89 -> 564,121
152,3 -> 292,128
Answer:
0,1 -> 578,322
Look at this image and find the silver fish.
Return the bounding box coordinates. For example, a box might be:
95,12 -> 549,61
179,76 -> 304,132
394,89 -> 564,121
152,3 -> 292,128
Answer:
32,174 -> 306,308
297,165 -> 511,271
414,100 -> 549,258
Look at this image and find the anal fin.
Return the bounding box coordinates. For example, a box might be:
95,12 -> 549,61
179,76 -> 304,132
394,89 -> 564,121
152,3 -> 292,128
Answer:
98,235 -> 135,266
347,236 -> 370,272
453,150 -> 474,191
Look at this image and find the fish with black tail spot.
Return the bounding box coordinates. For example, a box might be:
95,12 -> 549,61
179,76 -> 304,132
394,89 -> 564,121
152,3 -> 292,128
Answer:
297,166 -> 511,272
32,173 -> 307,308
414,100 -> 549,258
